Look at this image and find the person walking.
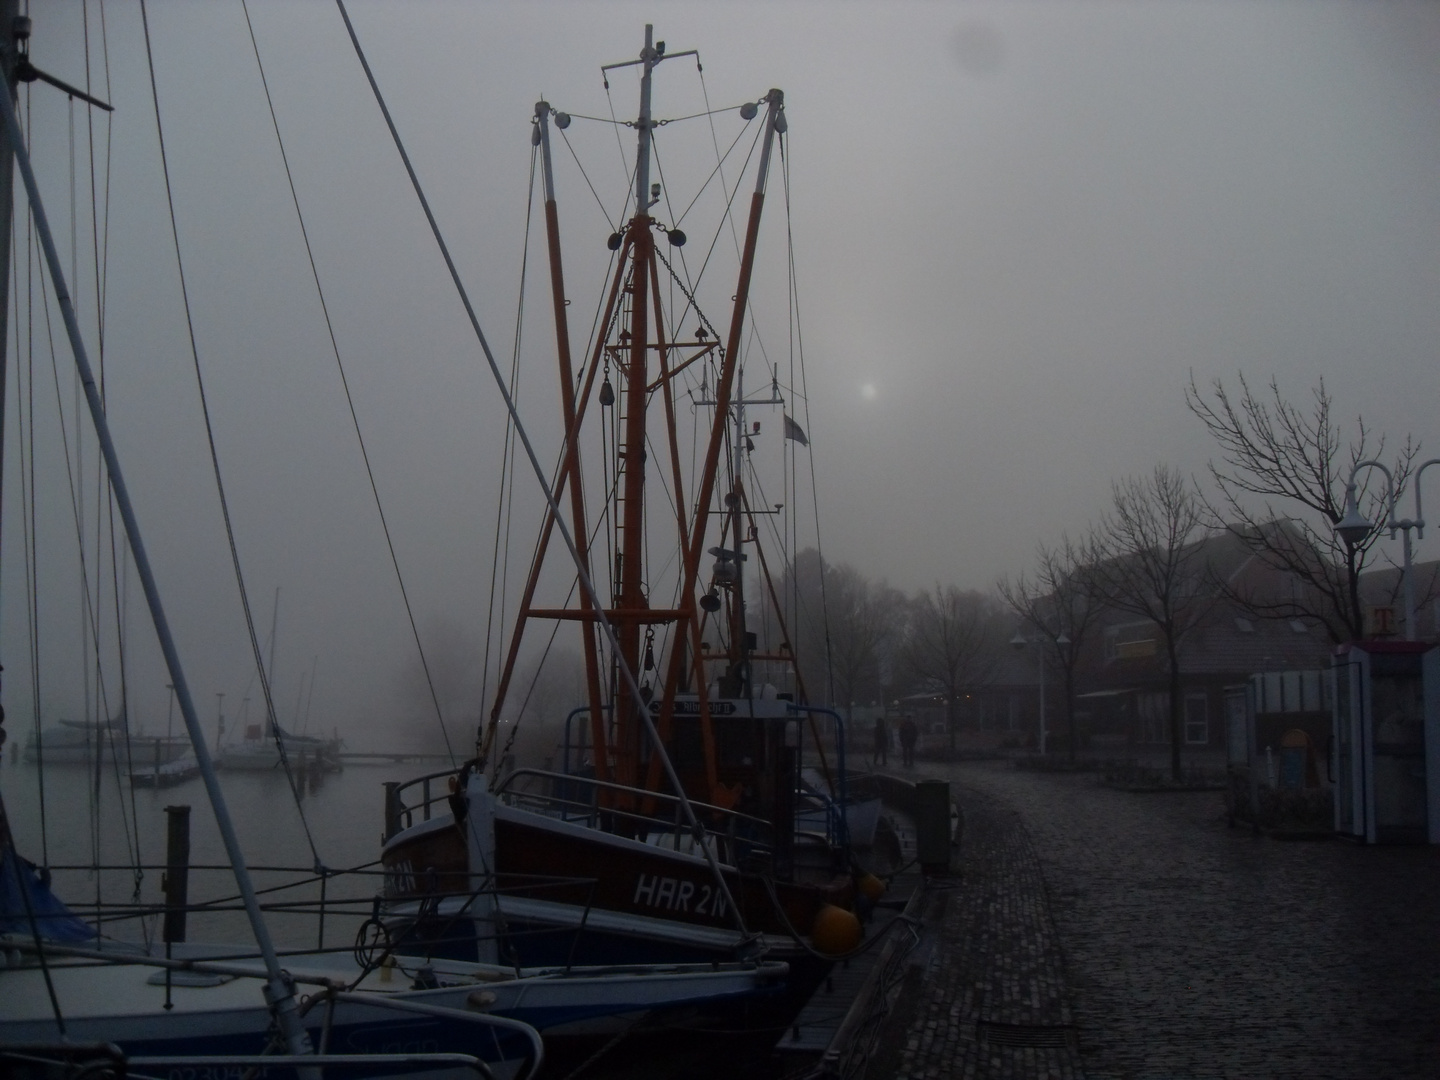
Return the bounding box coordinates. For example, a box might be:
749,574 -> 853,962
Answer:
899,714 -> 919,767
873,715 -> 888,766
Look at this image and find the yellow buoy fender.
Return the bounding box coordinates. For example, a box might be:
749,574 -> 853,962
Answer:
810,903 -> 862,956
856,873 -> 886,902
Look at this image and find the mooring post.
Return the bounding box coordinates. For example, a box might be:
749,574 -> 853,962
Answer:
383,782 -> 402,843
163,804 -> 191,944
914,780 -> 952,875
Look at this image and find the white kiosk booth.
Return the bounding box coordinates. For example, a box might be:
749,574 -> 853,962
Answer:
1331,641 -> 1440,844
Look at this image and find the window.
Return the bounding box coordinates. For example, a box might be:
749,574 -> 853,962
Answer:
1184,694 -> 1209,745
1234,617 -> 1255,633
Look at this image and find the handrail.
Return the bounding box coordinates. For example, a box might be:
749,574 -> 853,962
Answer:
561,703 -> 608,778
9,949 -> 546,1078
495,767 -> 777,849
10,863 -> 599,958
127,1053 -> 496,1079
789,706 -> 850,849
385,766 -> 466,839
330,991 -> 545,1079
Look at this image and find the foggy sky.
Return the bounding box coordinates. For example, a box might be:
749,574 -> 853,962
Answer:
6,1 -> 1437,746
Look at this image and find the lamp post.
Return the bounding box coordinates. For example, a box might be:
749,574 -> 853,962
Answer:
1336,458 -> 1440,640
1010,631 -> 1070,755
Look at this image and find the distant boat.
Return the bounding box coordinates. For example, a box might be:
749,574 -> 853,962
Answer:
24,719 -> 189,767
216,722 -> 342,773
129,753 -> 201,789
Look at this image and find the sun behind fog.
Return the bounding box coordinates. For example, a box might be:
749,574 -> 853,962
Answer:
861,383 -> 878,401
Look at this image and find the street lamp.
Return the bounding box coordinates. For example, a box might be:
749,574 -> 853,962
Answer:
1336,458 -> 1440,641
1010,631 -> 1070,755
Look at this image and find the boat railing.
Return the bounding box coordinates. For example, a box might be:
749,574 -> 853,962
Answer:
32,860 -> 598,965
494,767 -> 777,863
1,992 -> 544,1080
384,766 -> 464,840
791,704 -> 851,849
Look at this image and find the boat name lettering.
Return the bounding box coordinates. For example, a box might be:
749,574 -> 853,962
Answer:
384,857 -> 416,897
649,700 -> 736,716
163,1069 -> 246,1080
633,873 -> 726,918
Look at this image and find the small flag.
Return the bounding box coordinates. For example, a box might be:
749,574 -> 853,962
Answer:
783,414 -> 808,446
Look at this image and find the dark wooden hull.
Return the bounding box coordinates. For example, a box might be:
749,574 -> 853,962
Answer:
381,803 -> 851,1039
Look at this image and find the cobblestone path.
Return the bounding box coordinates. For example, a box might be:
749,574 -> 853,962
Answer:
883,792 -> 1082,1079
927,761 -> 1440,1080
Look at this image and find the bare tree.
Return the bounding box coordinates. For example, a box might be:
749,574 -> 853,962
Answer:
1087,466 -> 1211,780
822,565 -> 895,718
902,586 -> 1005,757
998,534 -> 1102,761
770,550 -> 898,719
1185,373 -> 1417,641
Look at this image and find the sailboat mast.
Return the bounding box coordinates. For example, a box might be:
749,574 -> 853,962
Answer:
0,76 -> 317,1063
267,586 -> 279,732
0,1 -> 19,508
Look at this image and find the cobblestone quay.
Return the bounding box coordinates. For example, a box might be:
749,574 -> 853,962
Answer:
894,760 -> 1440,1080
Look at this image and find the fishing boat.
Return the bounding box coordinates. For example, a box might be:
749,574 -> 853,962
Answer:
378,25 -> 861,1042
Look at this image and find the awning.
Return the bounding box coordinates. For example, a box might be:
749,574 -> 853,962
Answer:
1075,688 -> 1138,700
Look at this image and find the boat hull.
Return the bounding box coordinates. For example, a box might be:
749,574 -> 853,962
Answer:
0,954 -> 534,1080
381,797 -> 849,1042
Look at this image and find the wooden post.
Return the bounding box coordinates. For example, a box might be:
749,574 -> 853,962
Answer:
162,805 -> 191,944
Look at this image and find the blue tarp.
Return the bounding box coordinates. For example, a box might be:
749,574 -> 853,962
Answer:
0,843 -> 96,942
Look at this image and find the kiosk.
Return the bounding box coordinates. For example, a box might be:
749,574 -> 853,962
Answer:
1331,641 -> 1440,844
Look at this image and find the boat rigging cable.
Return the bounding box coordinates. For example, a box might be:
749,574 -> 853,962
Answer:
479,144 -> 537,748
85,0 -> 148,918
138,0 -> 322,866
237,0 -> 457,766
74,7 -> 147,917
16,81 -> 47,869
779,137 -> 836,709
556,123 -> 618,233
336,1 -> 751,938
1,22 -> 319,1056
31,116 -> 143,889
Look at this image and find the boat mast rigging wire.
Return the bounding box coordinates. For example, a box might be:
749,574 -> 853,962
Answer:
1,29 -> 318,1060
337,8 -> 761,939
138,2 -> 322,867
238,0 -> 456,768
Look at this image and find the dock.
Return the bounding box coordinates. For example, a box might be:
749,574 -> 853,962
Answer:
775,807 -> 925,1060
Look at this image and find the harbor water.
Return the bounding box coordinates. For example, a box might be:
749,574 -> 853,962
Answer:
2,754 -> 437,951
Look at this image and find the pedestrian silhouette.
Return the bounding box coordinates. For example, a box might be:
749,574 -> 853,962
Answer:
899,715 -> 919,767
